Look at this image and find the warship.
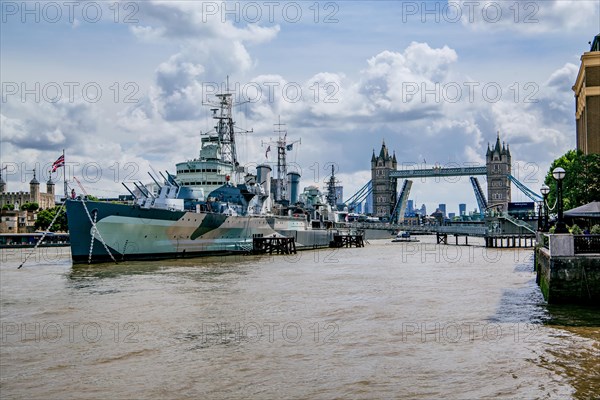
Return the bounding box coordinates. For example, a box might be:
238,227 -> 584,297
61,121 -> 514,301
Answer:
65,86 -> 362,264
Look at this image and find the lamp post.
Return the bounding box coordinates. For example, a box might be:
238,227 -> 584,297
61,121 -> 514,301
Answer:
540,184 -> 549,232
537,200 -> 543,231
552,167 -> 568,234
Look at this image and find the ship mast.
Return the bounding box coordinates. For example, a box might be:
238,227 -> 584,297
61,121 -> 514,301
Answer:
214,87 -> 236,166
263,116 -> 300,203
274,118 -> 287,202
202,77 -> 252,179
326,164 -> 339,208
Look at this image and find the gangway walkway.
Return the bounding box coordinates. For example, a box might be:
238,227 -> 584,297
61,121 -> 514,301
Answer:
497,213 -> 537,234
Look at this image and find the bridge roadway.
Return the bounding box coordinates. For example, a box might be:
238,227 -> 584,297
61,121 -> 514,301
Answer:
352,222 -> 488,236
353,222 -> 535,238
390,166 -> 487,179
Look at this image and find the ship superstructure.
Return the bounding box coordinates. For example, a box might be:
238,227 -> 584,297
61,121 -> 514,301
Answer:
175,86 -> 252,199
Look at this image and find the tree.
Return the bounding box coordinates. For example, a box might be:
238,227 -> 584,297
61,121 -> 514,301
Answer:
2,204 -> 15,211
544,150 -> 600,211
34,206 -> 68,232
21,202 -> 39,211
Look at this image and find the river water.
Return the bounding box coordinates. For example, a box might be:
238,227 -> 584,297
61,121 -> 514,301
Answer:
1,236 -> 599,399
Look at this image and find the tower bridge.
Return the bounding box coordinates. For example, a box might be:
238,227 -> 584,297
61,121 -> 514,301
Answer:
345,132 -> 541,223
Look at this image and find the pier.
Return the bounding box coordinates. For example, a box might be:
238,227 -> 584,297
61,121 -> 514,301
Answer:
252,235 -> 297,255
435,233 -> 472,246
430,224 -> 535,248
330,234 -> 364,248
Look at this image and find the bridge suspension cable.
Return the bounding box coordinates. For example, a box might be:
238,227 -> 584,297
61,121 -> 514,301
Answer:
344,180 -> 372,210
507,174 -> 542,202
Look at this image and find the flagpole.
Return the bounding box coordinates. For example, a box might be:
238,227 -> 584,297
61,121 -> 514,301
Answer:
62,149 -> 67,199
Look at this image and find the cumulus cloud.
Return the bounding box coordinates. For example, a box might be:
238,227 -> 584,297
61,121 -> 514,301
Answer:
120,1 -> 281,121
456,0 -> 599,33
130,0 -> 280,43
359,43 -> 458,117
1,100 -> 97,151
546,63 -> 579,90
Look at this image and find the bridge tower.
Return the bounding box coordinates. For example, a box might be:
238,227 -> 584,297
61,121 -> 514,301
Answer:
371,140 -> 397,218
486,132 -> 511,211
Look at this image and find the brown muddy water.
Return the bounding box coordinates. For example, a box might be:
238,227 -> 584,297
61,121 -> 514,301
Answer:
1,236 -> 598,399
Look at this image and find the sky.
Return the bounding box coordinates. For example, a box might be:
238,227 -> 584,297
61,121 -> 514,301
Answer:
1,0 -> 599,215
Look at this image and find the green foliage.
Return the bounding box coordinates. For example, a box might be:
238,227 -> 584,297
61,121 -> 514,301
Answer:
86,195 -> 99,201
569,224 -> 583,235
34,206 -> 68,232
2,204 -> 15,211
21,202 -> 39,211
591,225 -> 600,235
544,150 -> 600,210
549,225 -> 556,234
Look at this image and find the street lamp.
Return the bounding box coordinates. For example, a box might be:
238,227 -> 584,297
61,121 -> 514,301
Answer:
540,184 -> 550,232
552,167 -> 568,233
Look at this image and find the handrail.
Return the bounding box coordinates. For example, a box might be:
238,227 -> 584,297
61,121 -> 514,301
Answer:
498,213 -> 537,234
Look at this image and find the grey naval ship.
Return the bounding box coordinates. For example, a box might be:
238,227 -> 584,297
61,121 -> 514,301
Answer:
66,86 -> 390,264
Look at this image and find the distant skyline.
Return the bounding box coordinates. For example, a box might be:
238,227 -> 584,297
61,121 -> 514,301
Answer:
1,1 -> 599,214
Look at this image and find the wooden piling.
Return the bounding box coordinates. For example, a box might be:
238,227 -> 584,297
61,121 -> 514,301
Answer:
252,236 -> 297,255
331,234 -> 364,248
436,233 -> 448,244
484,234 -> 536,248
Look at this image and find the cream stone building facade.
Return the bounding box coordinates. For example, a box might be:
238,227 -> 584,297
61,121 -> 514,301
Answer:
573,34 -> 600,155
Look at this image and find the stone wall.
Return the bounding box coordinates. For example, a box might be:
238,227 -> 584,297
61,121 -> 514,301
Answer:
536,247 -> 600,304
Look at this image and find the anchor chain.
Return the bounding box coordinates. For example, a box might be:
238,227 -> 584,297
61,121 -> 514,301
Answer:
122,239 -> 129,260
17,202 -> 66,269
81,198 -> 117,264
87,208 -> 97,264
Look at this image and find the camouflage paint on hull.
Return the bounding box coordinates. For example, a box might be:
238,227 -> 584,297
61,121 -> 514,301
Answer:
65,199 -> 334,263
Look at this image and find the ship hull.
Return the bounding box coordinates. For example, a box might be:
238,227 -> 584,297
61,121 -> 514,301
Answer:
65,200 -> 336,264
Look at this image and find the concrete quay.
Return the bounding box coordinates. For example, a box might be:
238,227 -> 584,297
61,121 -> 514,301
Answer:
535,233 -> 600,304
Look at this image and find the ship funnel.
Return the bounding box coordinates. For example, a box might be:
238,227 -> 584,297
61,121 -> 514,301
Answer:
257,164 -> 272,211
287,172 -> 301,204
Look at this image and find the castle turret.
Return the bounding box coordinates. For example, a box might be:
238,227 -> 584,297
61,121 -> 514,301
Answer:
486,132 -> 511,212
371,140 -> 398,219
46,177 -> 55,196
0,172 -> 5,194
29,169 -> 40,205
